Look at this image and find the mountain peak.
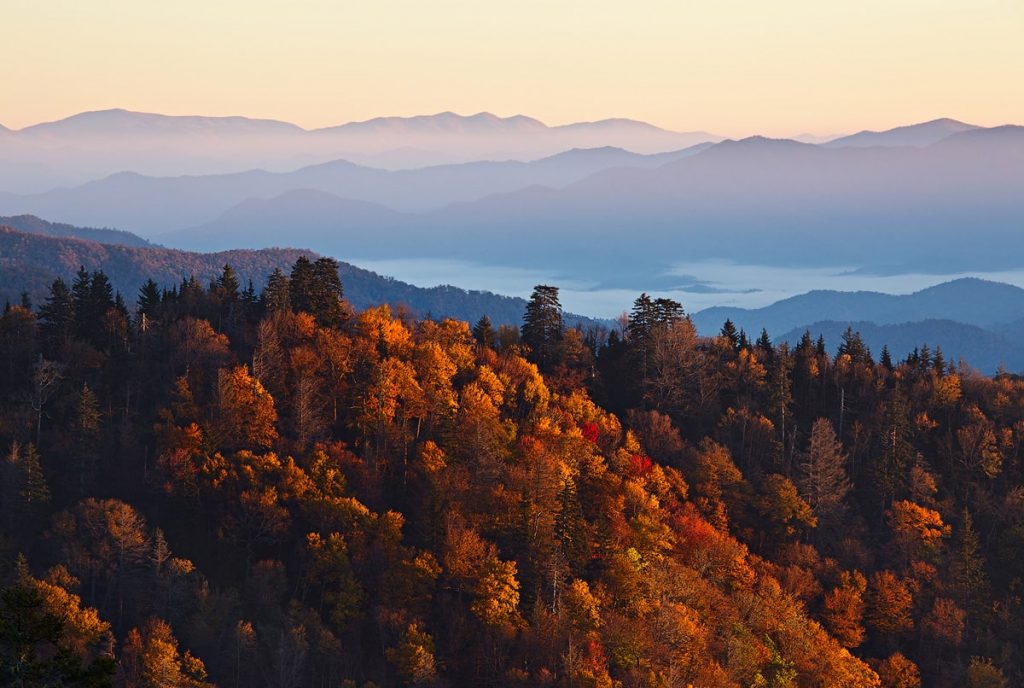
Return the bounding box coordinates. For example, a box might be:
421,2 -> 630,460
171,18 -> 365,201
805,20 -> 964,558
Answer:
824,117 -> 978,148
316,111 -> 549,135
19,108 -> 306,136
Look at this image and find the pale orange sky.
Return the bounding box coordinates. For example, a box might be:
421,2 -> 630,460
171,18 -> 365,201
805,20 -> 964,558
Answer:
4,0 -> 1022,137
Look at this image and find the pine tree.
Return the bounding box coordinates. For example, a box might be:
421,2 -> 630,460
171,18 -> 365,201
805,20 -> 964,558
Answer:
838,327 -> 872,366
310,257 -> 345,327
555,478 -> 589,571
879,345 -> 893,371
472,315 -> 495,349
720,319 -> 740,350
954,509 -> 989,618
756,328 -> 774,360
215,264 -> 240,300
289,256 -> 315,314
767,347 -> 794,460
18,443 -> 50,509
263,268 -> 291,312
289,257 -> 344,326
137,279 -> 162,324
874,390 -> 915,508
521,285 -> 564,371
38,278 -> 75,350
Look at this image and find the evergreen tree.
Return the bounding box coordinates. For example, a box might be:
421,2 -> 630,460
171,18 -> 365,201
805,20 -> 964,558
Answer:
137,280 -> 162,318
756,328 -> 774,360
521,285 -> 564,371
919,344 -> 932,371
310,257 -> 345,327
289,257 -> 344,326
472,315 -> 495,349
874,390 -> 914,508
767,346 -> 794,458
879,345 -> 893,371
289,256 -> 316,314
215,264 -> 240,300
555,478 -> 589,571
0,567 -> 116,687
720,319 -> 740,350
954,509 -> 989,617
19,443 -> 50,509
838,327 -> 872,366
262,268 -> 291,312
38,278 -> 75,350
815,334 -> 827,357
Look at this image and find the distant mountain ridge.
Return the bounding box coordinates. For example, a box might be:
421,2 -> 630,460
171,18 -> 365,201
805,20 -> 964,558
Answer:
691,279 -> 1024,336
0,214 -> 153,247
0,144 -> 710,234
144,125 -> 1024,283
777,319 -> 1024,375
0,109 -> 721,192
824,118 -> 979,148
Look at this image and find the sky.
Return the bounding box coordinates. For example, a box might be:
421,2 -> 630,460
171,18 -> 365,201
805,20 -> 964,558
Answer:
4,0 -> 1023,137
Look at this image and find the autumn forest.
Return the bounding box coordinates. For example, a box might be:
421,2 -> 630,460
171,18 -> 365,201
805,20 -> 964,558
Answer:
2,257 -> 1023,688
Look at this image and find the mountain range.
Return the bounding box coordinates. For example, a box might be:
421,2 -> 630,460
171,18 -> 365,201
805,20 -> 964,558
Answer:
0,109 -> 719,192
154,125 -> 1024,283
3,117 -> 1020,287
691,279 -> 1024,336
0,144 -> 711,234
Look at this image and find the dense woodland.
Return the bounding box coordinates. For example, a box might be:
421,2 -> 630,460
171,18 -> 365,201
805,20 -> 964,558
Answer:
1,257 -> 1023,687
0,224 -> 585,329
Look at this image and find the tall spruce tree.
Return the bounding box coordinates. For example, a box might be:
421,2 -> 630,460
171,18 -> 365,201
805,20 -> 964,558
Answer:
263,268 -> 291,313
38,278 -> 75,351
473,315 -> 496,349
521,285 -> 564,371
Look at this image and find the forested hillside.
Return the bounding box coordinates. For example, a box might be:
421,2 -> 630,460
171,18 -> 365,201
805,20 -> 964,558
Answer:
0,214 -> 153,247
0,263 -> 1021,688
0,226 -> 595,327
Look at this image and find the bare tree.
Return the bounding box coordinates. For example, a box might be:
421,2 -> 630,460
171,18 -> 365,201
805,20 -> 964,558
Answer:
30,355 -> 64,445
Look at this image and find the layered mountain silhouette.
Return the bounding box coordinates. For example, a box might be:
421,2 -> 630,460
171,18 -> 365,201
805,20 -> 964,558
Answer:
691,279 -> 1024,335
0,109 -> 719,192
822,117 -> 979,148
0,214 -> 153,247
127,125 -> 1024,282
0,144 -> 710,233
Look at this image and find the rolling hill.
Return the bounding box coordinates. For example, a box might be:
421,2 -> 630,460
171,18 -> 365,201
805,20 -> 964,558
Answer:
0,214 -> 153,247
823,117 -> 979,148
0,226 -> 599,328
691,278 -> 1024,336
